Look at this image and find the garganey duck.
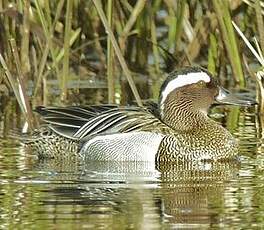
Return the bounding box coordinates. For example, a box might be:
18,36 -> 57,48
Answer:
24,67 -> 255,161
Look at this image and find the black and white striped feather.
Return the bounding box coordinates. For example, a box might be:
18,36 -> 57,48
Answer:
35,104 -> 165,141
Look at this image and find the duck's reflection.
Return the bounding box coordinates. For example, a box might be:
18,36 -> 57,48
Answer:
31,158 -> 239,228
156,161 -> 239,228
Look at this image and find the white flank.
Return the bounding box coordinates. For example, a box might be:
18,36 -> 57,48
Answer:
160,71 -> 210,104
80,131 -> 164,161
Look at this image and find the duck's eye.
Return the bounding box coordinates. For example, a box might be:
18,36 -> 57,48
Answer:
198,80 -> 206,87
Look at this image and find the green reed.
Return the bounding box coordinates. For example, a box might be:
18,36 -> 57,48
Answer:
106,0 -> 115,103
0,0 -> 262,118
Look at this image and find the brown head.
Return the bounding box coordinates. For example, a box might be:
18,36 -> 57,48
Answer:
158,67 -> 255,131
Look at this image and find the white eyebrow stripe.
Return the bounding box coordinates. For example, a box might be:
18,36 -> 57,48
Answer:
160,71 -> 210,104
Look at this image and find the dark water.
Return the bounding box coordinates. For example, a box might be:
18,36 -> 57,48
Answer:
0,107 -> 264,229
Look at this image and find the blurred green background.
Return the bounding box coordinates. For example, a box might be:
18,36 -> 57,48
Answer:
0,0 -> 262,130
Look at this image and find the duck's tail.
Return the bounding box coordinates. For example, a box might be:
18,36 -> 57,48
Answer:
19,126 -> 80,159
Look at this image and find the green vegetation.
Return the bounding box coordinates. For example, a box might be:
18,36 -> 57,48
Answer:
0,0 -> 262,129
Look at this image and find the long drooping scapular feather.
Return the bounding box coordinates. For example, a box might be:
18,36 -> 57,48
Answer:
34,104 -> 161,140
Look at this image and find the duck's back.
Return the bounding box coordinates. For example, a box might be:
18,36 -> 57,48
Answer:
25,105 -> 167,159
34,104 -> 164,137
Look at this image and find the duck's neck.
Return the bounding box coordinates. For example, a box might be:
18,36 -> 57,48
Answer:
159,100 -> 209,132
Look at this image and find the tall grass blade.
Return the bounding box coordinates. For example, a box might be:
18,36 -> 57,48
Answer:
232,21 -> 264,66
120,0 -> 147,42
20,0 -> 30,75
54,28 -> 81,65
232,21 -> 264,113
174,0 -> 187,53
254,37 -> 264,62
151,14 -> 161,75
0,54 -> 33,130
33,43 -> 50,98
33,0 -> 65,98
9,39 -> 34,130
61,0 -> 73,102
107,0 -> 115,103
256,71 -> 264,112
208,33 -> 218,75
255,0 -> 264,53
34,0 -> 61,92
213,0 -> 245,87
93,0 -> 143,106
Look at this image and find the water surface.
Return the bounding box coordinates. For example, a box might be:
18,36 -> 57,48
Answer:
0,107 -> 264,229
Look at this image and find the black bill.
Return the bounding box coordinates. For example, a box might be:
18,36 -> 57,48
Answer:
215,87 -> 256,106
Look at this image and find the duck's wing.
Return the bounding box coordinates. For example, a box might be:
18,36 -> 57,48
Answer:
35,105 -> 119,120
35,105 -> 119,138
35,105 -> 163,140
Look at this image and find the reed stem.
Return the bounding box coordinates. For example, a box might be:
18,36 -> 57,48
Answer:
212,0 -> 245,87
107,0 -> 115,103
93,0 -> 142,106
20,0 -> 30,75
61,0 -> 73,103
255,0 -> 264,54
119,0 -> 147,51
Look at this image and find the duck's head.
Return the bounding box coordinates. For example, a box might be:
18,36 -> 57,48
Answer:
158,67 -> 255,130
